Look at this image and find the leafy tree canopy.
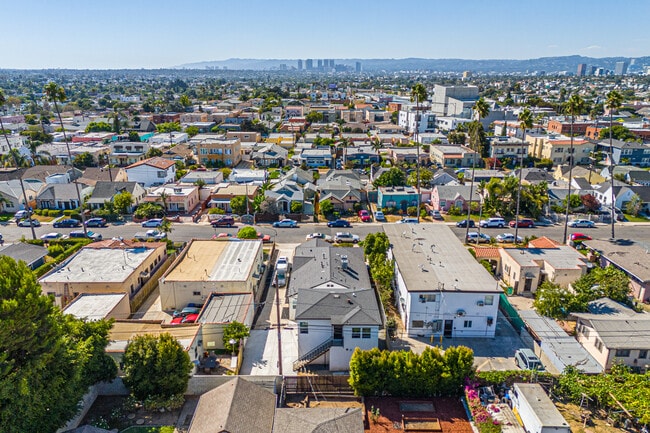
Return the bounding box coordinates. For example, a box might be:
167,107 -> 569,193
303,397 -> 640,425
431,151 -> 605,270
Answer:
85,121 -> 112,133
237,226 -> 258,239
156,122 -> 182,133
599,124 -> 638,141
223,321 -> 250,353
373,167 -> 406,188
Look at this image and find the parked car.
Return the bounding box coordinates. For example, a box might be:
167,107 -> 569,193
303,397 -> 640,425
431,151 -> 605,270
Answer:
69,230 -> 103,241
509,218 -> 535,228
496,233 -> 523,243
569,233 -> 592,242
396,217 -> 419,224
53,218 -> 82,228
182,313 -> 199,324
172,306 -> 200,318
211,216 -> 235,227
456,219 -> 475,228
327,219 -> 351,228
14,210 -> 29,220
256,233 -> 272,243
334,232 -> 360,243
141,218 -> 163,228
306,232 -> 332,242
479,217 -> 506,228
212,232 -> 232,239
40,232 -> 66,241
134,230 -> 167,241
466,232 -> 492,243
273,218 -> 298,228
568,219 -> 595,228
17,218 -> 41,227
358,210 -> 372,222
535,217 -> 554,226
430,210 -> 443,220
514,348 -> 545,371
85,217 -> 107,228
374,211 -> 386,221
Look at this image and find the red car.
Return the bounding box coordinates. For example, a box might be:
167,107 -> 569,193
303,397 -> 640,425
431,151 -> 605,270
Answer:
182,313 -> 199,324
570,233 -> 592,242
509,218 -> 535,228
358,210 -> 372,222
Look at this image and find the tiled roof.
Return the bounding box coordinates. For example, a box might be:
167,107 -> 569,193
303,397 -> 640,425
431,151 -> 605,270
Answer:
528,236 -> 561,248
471,247 -> 501,259
126,156 -> 175,170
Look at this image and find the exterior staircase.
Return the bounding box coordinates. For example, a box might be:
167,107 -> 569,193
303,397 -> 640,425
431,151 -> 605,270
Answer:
292,338 -> 333,371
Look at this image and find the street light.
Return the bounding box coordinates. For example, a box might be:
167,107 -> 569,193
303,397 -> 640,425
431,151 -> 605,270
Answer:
229,338 -> 237,356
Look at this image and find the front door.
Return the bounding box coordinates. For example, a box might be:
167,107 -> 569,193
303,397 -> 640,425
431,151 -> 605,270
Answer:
333,325 -> 343,345
524,278 -> 532,293
444,320 -> 453,338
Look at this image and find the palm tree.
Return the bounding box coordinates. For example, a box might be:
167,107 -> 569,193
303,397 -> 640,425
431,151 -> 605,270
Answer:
0,89 -> 37,239
410,83 -> 428,222
44,82 -> 88,235
605,90 -> 623,239
158,191 -> 170,214
562,94 -> 586,243
514,108 -> 533,244
465,97 -> 490,242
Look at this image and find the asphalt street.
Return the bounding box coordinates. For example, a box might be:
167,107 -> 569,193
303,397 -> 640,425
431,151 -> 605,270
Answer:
2,218 -> 650,247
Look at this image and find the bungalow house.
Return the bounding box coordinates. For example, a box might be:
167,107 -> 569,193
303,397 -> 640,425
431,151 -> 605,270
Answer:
265,179 -> 316,214
86,181 -> 147,211
377,185 -> 419,211
250,143 -> 289,168
573,298 -> 650,372
0,180 -> 38,213
143,184 -> 200,214
229,168 -> 268,184
288,240 -> 382,372
626,170 -> 650,186
125,157 -> 176,187
162,143 -> 195,164
429,145 -> 479,168
36,183 -> 92,210
280,166 -> 315,186
431,169 -> 460,186
582,239 -> 650,303
617,186 -> 650,214
385,224 -> 500,338
430,185 -> 481,212
0,242 -> 48,270
298,148 -> 333,168
387,147 -> 429,165
208,183 -> 258,212
77,167 -> 127,187
512,168 -> 556,186
317,170 -> 365,212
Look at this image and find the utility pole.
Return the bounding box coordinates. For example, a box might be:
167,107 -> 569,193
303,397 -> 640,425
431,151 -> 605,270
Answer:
275,273 -> 283,376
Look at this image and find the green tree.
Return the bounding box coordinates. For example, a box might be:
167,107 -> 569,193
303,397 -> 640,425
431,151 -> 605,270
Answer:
319,199 -> 334,216
599,124 -> 636,141
573,266 -> 632,307
625,193 -> 642,216
122,333 -> 192,401
290,201 -> 303,213
514,107 -> 533,243
128,131 -> 141,142
0,256 -> 115,433
237,226 -> 258,239
85,121 -> 113,133
146,147 -> 163,158
73,151 -> 95,169
373,167 -> 406,187
230,195 -> 247,214
223,321 -> 250,354
407,168 -> 433,188
563,94 -> 586,243
179,94 -> 191,109
305,111 -> 323,123
447,130 -> 466,144
185,125 -> 199,137
113,191 -> 133,214
533,280 -> 573,318
134,202 -> 165,219
156,122 -> 182,133
562,194 -> 582,211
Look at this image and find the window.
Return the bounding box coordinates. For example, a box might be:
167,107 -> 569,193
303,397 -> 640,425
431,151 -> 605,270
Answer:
412,320 -> 424,328
484,295 -> 494,306
440,200 -> 447,208
362,328 -> 371,338
193,291 -> 201,296
421,294 -> 437,302
556,148 -> 564,153
639,350 -> 648,359
352,327 -> 360,338
615,349 -> 631,357
157,171 -> 166,178
430,320 -> 442,332
595,339 -> 603,352
463,320 -> 472,328
225,149 -> 232,155
299,322 -> 309,334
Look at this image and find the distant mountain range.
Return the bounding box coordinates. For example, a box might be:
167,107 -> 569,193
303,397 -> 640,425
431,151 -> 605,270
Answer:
176,55 -> 649,73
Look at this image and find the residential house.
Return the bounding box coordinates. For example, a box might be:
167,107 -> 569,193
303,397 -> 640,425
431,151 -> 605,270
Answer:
180,170 -> 223,185
265,179 -> 315,214
430,185 -> 481,212
21,165 -> 82,183
626,170 -> 650,186
499,246 -> 589,296
36,183 -> 92,210
125,157 -> 176,187
77,167 -> 127,187
377,186 -> 419,211
385,224 -> 501,338
429,145 -> 479,168
280,166 -> 315,186
512,168 -> 556,185
298,148 -> 333,168
109,141 -> 150,167
345,145 -> 380,167
265,133 -> 295,149
613,185 -> 650,213
387,147 -> 430,165
582,239 -> 650,302
0,242 -> 48,270
431,169 -> 460,186
195,136 -> 242,167
208,183 -> 258,212
251,143 -> 289,168
317,170 -> 365,211
573,298 -> 650,371
144,184 -> 200,213
158,240 -> 264,310
0,179 -> 37,212
554,165 -> 606,185
595,139 -> 650,167
39,239 -> 168,307
288,240 -> 382,371
466,169 -> 506,183
162,143 -> 195,164
229,168 -> 268,184
63,293 -> 131,321
148,131 -> 188,146
86,181 -> 146,211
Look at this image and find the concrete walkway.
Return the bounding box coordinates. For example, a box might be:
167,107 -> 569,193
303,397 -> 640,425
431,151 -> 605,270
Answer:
240,327 -> 298,375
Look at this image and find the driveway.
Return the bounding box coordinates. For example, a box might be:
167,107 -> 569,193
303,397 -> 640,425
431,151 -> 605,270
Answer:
240,327 -> 298,375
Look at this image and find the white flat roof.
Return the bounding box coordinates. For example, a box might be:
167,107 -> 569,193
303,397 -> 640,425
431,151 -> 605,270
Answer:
40,247 -> 155,284
63,293 -> 128,321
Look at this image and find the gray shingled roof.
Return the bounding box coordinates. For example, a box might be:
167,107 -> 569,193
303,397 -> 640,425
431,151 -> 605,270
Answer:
295,288 -> 382,325
272,407 -> 364,433
0,243 -> 48,267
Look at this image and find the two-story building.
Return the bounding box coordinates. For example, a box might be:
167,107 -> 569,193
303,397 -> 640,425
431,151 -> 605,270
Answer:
298,148 -> 333,168
195,137 -> 242,167
429,145 -> 479,168
595,139 -> 650,167
125,157 -> 176,187
377,186 -> 420,211
143,184 -> 200,214
385,224 -> 500,338
109,141 -> 150,167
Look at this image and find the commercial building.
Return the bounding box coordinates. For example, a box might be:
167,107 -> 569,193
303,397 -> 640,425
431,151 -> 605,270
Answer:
63,293 -> 131,321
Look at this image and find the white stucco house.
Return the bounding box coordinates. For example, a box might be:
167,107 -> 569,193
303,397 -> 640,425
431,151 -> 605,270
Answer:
385,224 -> 501,338
288,240 -> 383,372
125,157 -> 176,187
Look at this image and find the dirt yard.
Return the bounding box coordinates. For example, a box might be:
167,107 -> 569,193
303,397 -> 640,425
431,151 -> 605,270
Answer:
555,402 -> 626,433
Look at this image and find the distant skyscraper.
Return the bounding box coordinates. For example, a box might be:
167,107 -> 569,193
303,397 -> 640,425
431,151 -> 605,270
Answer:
306,59 -> 313,70
576,63 -> 587,76
355,61 -> 361,73
297,59 -> 303,70
589,66 -> 597,76
328,59 -> 334,68
317,59 -> 323,70
614,61 -> 628,76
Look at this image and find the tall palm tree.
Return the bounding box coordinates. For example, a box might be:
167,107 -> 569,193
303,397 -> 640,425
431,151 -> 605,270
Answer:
562,94 -> 586,243
465,97 -> 490,242
410,83 -> 427,222
605,90 -> 623,239
0,89 -> 37,240
44,82 -> 88,235
514,108 -> 533,244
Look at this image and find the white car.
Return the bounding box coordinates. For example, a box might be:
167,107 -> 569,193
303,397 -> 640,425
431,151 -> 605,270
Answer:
479,217 -> 506,228
306,232 -> 332,242
40,232 -> 66,241
567,219 -> 595,228
334,232 -> 360,243
496,233 -> 523,243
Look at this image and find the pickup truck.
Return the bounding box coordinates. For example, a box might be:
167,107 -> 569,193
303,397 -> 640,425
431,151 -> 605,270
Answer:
134,230 -> 167,241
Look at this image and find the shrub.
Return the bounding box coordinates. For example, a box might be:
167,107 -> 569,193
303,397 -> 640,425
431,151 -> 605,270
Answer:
407,206 -> 418,216
448,205 -> 462,216
208,207 -> 225,215
48,244 -> 65,258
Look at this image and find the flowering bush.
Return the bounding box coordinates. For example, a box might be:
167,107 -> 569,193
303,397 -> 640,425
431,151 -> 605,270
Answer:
465,384 -> 502,433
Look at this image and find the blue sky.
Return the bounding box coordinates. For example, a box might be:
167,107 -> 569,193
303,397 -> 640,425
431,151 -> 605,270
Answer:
3,0 -> 648,69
